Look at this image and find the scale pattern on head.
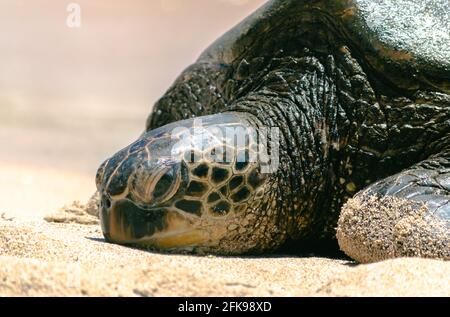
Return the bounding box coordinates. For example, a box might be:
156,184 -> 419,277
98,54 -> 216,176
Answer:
178,136 -> 268,219
97,117 -> 268,220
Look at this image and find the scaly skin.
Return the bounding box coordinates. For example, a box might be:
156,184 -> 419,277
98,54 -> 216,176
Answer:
96,0 -> 449,259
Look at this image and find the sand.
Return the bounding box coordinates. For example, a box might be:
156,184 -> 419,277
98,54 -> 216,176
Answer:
1,218 -> 449,296
0,166 -> 448,297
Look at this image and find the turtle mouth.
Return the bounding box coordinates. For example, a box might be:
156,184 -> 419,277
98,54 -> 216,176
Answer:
140,227 -> 212,250
101,198 -> 166,244
100,197 -> 213,249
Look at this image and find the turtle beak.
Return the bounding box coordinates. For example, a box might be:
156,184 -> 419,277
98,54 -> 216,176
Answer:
101,198 -> 167,243
100,196 -> 213,249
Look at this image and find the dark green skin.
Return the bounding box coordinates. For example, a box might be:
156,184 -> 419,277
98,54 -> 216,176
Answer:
96,0 -> 450,257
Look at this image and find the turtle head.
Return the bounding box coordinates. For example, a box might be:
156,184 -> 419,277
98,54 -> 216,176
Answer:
96,112 -> 281,254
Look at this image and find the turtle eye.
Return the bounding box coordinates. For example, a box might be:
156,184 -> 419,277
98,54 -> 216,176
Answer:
153,167 -> 177,202
130,163 -> 180,205
151,166 -> 181,204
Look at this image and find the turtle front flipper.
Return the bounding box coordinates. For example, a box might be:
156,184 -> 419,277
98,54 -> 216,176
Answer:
337,150 -> 450,263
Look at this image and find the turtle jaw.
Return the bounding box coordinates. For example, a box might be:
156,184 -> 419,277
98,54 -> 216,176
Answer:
100,198 -> 166,245
100,197 -> 217,250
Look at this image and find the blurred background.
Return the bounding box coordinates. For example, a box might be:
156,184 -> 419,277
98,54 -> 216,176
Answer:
0,0 -> 266,218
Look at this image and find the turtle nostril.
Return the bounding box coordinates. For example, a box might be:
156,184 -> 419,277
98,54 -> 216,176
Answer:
100,196 -> 111,239
101,195 -> 112,209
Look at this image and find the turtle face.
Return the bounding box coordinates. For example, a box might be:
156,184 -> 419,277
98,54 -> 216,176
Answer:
96,113 -> 275,253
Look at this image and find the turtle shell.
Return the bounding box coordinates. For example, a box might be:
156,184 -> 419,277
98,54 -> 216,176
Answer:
199,0 -> 449,93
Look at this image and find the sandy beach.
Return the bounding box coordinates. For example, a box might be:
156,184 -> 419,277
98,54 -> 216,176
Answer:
1,214 -> 449,296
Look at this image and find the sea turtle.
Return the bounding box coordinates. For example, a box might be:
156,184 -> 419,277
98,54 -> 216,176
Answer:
94,0 -> 449,262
